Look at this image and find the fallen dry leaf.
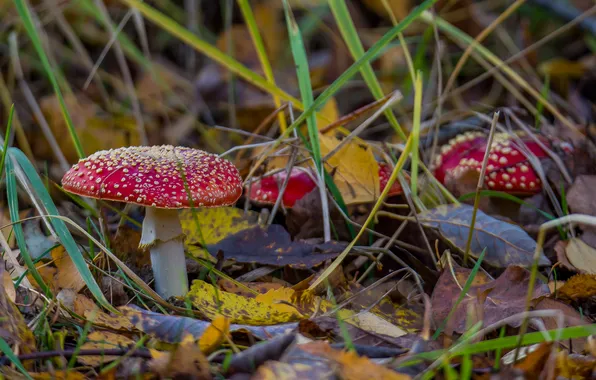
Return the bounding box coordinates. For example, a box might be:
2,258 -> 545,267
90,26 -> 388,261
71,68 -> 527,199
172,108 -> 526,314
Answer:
50,246 -> 86,293
557,274 -> 596,300
431,265 -> 550,334
149,335 -> 211,379
420,204 -> 550,268
188,280 -> 303,325
121,305 -> 297,342
181,206 -> 260,261
319,134 -> 380,205
205,225 -> 344,268
218,279 -> 283,298
31,371 -> 86,380
77,331 -> 135,367
198,314 -> 230,354
513,342 -> 553,379
556,351 -> 596,379
299,341 -> 410,380
565,238 -> 596,274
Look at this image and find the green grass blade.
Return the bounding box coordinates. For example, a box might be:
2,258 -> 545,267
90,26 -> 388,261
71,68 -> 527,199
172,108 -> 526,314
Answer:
432,248 -> 487,340
5,156 -> 50,295
0,104 -> 14,179
285,0 -> 439,138
328,0 -> 409,140
9,148 -> 115,312
237,0 -> 288,132
410,71 -> 423,200
0,337 -> 33,380
119,0 -> 302,108
13,0 -> 85,158
282,0 -> 322,173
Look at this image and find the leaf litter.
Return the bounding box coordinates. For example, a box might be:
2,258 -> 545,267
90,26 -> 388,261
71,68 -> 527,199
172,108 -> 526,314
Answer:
3,0 -> 596,378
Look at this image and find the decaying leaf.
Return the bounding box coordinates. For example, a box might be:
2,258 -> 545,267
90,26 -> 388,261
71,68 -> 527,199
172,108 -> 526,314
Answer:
565,238 -> 596,274
513,342 -> 553,378
299,341 -> 410,379
83,307 -> 136,332
431,265 -> 550,334
188,280 -> 304,325
558,274 -> 596,300
567,175 -> 596,217
121,305 -> 297,342
556,351 -> 596,379
77,331 -> 135,366
30,371 -> 86,380
149,335 -> 211,379
198,314 -> 230,354
180,207 -> 260,260
218,279 -> 283,297
205,225 -> 344,268
419,204 -> 550,268
50,246 -> 86,293
319,134 -> 380,205
0,265 -> 36,356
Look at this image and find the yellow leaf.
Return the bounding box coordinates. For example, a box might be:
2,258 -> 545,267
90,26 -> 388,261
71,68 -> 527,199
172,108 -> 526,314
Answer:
198,314 -> 230,354
319,134 -> 380,204
188,280 -> 303,325
181,207 -> 261,260
83,308 -> 136,332
316,98 -> 339,133
77,331 -> 135,366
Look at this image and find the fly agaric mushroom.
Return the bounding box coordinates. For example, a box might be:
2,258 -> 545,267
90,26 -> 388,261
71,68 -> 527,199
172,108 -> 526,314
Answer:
61,145 -> 242,298
249,163 -> 404,207
432,131 -> 549,194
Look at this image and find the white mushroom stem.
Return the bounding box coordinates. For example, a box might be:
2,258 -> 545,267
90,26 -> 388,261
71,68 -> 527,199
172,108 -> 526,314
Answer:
139,207 -> 189,298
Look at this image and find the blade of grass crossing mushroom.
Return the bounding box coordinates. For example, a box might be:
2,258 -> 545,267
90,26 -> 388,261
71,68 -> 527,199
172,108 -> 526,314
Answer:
431,249 -> 487,340
308,130 -> 414,291
410,71 -> 422,200
13,0 -> 85,159
4,156 -> 50,295
245,0 -> 439,182
283,0 -> 330,241
237,0 -> 288,132
463,111 -> 499,265
0,104 -> 14,180
119,0 -> 302,107
8,148 -> 114,312
328,0 -> 407,140
0,338 -> 33,380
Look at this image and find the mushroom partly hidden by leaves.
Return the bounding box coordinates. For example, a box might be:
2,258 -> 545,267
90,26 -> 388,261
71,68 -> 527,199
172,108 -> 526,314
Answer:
61,145 -> 243,298
248,163 -> 404,207
432,131 -> 549,194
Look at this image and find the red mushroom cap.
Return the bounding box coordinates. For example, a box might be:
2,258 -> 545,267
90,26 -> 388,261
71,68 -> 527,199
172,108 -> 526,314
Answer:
249,163 -> 405,207
61,145 -> 242,208
432,132 -> 549,194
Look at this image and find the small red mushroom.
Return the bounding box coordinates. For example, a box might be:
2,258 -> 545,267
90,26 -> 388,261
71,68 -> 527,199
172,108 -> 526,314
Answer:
62,145 -> 242,298
249,163 -> 405,207
432,131 -> 549,194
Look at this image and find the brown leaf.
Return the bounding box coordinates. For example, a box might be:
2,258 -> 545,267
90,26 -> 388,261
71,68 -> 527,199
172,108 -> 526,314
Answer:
534,298 -> 590,352
51,246 -> 86,293
149,335 -> 211,379
30,371 -> 86,380
513,342 -> 553,379
568,175 -> 596,219
299,341 -> 410,380
0,265 -> 36,356
431,265 -> 550,334
205,225 -> 344,268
